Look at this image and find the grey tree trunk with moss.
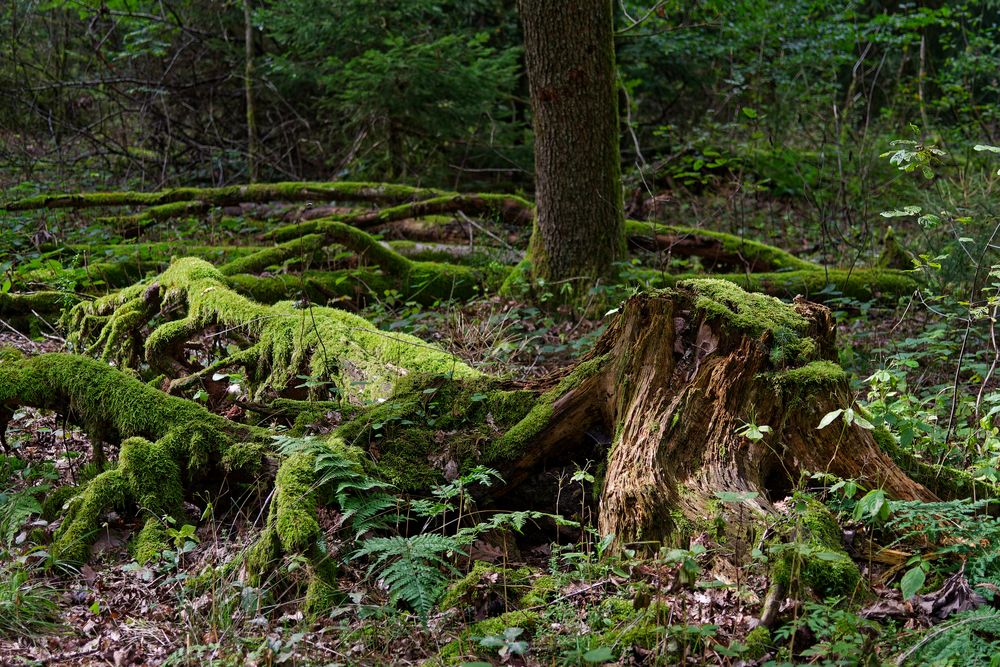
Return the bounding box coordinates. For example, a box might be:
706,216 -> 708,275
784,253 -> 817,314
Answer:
518,0 -> 627,285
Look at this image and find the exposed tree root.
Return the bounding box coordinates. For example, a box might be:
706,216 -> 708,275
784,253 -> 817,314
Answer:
0,350 -> 257,562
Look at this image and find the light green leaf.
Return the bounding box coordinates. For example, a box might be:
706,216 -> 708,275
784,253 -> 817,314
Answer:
817,409 -> 843,429
900,565 -> 926,600
583,647 -> 615,663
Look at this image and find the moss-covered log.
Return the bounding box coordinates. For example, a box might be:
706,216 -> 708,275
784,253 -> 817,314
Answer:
637,267 -> 919,302
624,220 -> 814,272
1,181 -> 449,212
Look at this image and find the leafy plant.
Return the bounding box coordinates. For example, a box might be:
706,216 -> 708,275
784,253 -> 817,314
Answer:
0,566 -> 63,637
353,532 -> 467,625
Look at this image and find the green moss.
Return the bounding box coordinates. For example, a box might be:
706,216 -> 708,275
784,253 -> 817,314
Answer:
274,452 -> 320,553
771,498 -> 862,598
598,596 -> 638,624
625,219 -> 814,271
218,234 -> 325,276
519,574 -> 558,607
744,625 -> 772,659
41,485 -> 80,521
636,268 -> 918,302
772,360 -> 848,397
597,601 -> 671,650
67,257 -> 481,405
682,278 -> 809,339
119,436 -> 183,516
439,561 -> 536,612
489,355 -> 609,463
0,351 -> 253,563
52,468 -> 128,563
3,181 -> 449,212
132,517 -> 170,564
222,441 -> 266,473
469,609 -> 540,636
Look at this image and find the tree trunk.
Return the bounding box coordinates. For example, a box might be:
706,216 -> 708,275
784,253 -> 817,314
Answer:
518,0 -> 626,284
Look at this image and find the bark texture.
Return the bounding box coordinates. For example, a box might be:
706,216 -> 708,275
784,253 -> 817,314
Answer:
518,0 -> 627,282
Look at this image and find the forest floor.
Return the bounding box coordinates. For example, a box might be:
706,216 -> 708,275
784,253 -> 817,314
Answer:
2,174 -> 999,667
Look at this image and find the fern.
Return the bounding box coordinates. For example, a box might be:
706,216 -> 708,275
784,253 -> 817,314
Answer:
905,607 -> 1000,666
273,435 -> 399,537
353,533 -> 468,625
0,491 -> 41,548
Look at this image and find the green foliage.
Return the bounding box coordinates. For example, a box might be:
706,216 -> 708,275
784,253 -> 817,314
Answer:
256,0 -> 522,181
904,607 -> 1000,666
0,566 -> 63,638
353,532 -> 466,626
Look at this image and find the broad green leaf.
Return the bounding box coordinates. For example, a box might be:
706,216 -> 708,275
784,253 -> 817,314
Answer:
583,647 -> 615,663
714,491 -> 760,503
817,409 -> 843,429
900,565 -> 926,600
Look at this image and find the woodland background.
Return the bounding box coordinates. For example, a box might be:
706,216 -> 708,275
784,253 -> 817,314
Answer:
3,1 -> 1000,665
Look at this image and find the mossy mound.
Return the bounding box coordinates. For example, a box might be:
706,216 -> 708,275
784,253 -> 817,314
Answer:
771,497 -> 862,599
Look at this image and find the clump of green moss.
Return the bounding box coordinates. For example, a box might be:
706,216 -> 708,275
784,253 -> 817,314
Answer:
771,360 -> 848,397
132,517 -> 171,564
439,561 -> 537,613
744,625 -> 772,659
682,278 -> 809,339
771,497 -> 862,598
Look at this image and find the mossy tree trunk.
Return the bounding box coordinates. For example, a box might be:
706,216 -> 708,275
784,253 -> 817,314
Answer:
518,0 -> 627,284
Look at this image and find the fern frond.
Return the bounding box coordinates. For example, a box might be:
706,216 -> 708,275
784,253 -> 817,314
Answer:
354,533 -> 468,624
906,607 -> 1000,666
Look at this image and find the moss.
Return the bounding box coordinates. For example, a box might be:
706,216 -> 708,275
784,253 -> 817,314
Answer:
597,601 -> 671,650
1,352 -> 254,563
67,257 -> 481,405
744,625 -> 772,659
625,219 -> 814,271
519,574 -> 558,607
221,441 -> 266,473
636,268 -> 918,302
0,290 -> 75,317
334,378 -> 536,491
771,360 -> 848,397
598,596 -> 638,624
218,234 -> 325,276
872,426 -> 997,499
771,498 -> 862,598
439,561 -> 536,612
3,181 -> 448,212
132,517 -> 170,564
119,436 -> 183,517
489,355 -> 609,463
41,485 -> 80,521
274,452 -> 320,553
52,468 -> 129,563
469,609 -> 540,636
682,278 -> 809,339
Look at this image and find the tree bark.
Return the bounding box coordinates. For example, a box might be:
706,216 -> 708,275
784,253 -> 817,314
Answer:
518,0 -> 627,283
